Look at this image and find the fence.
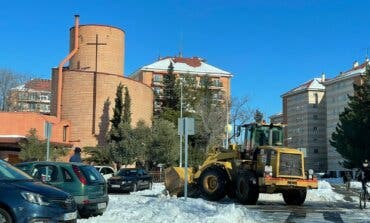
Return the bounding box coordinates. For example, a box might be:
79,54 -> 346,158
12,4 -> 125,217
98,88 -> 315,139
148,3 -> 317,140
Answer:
149,171 -> 165,183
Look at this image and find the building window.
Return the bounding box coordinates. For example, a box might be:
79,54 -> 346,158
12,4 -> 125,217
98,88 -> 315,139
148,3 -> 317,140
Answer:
313,93 -> 318,108
313,126 -> 318,134
153,74 -> 162,82
313,114 -> 318,120
63,126 -> 68,142
153,87 -> 161,95
314,148 -> 318,154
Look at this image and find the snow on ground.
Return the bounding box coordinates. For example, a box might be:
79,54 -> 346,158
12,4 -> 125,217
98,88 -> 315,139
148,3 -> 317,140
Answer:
79,184 -> 262,223
79,181 -> 346,223
258,180 -> 344,203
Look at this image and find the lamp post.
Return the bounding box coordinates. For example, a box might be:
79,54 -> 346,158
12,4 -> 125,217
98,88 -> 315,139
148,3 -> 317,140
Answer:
179,79 -> 183,167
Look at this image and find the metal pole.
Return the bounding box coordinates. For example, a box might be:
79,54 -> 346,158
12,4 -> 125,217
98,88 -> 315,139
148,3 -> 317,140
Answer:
180,80 -> 183,167
184,118 -> 188,200
46,122 -> 51,161
226,99 -> 229,149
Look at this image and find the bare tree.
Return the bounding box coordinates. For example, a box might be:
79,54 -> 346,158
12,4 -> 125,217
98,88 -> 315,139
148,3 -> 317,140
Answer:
0,69 -> 29,111
230,96 -> 254,126
195,102 -> 227,152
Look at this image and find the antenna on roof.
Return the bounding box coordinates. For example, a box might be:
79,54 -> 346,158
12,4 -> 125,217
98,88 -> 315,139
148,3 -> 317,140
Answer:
178,31 -> 183,58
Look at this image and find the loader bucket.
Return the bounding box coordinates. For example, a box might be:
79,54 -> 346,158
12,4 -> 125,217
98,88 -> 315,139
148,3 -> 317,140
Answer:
164,167 -> 195,196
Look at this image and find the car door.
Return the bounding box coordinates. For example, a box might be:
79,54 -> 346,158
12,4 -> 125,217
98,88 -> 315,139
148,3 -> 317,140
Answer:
102,167 -> 114,180
31,164 -> 64,189
136,169 -> 144,189
142,170 -> 151,188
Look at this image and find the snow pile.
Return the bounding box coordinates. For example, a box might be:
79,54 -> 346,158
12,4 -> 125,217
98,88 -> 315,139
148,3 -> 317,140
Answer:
80,180 -> 344,223
306,181 -> 343,202
258,180 -> 344,203
79,184 -> 262,223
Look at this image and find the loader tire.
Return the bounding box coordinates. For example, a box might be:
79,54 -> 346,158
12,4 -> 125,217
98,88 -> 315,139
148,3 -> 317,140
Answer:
199,166 -> 227,201
226,182 -> 236,199
282,189 -> 307,206
235,170 -> 259,205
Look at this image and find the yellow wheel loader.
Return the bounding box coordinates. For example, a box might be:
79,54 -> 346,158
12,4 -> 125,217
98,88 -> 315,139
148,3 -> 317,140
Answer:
165,123 -> 318,205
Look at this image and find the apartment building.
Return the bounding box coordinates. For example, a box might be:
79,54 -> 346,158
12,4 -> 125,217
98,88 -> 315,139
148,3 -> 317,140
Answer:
130,56 -> 232,113
269,112 -> 284,124
7,79 -> 51,114
324,60 -> 369,176
281,76 -> 327,172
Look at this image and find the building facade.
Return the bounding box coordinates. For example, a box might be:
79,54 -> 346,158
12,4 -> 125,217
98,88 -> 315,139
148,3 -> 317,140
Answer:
282,77 -> 327,172
0,16 -> 154,161
8,79 -> 51,114
269,112 -> 284,124
324,60 -> 369,175
130,56 -> 232,113
51,19 -> 153,148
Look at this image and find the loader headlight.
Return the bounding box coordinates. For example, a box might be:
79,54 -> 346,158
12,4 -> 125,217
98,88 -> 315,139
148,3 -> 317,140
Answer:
264,165 -> 273,177
308,169 -> 314,180
308,169 -> 314,175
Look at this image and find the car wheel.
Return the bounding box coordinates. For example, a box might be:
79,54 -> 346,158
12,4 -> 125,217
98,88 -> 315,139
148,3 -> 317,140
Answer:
0,208 -> 13,223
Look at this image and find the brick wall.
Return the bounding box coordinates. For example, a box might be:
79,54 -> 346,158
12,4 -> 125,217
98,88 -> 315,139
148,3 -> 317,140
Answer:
69,25 -> 125,75
58,70 -> 153,148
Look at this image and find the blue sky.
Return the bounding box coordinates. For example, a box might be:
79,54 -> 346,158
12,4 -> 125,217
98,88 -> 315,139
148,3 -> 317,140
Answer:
1,1 -> 370,118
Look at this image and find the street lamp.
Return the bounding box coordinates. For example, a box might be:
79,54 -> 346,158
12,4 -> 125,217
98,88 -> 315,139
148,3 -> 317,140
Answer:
179,78 -> 183,167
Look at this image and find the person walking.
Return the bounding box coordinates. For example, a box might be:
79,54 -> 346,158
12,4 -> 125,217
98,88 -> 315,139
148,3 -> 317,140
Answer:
343,171 -> 351,190
357,159 -> 370,193
69,147 -> 82,163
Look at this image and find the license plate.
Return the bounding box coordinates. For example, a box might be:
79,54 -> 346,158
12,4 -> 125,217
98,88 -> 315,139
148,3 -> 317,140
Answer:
98,202 -> 107,209
63,211 -> 77,221
111,184 -> 120,188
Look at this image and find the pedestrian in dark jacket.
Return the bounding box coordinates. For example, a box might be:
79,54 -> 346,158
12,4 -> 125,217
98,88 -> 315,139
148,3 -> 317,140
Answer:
69,147 -> 82,163
343,171 -> 351,190
357,159 -> 370,192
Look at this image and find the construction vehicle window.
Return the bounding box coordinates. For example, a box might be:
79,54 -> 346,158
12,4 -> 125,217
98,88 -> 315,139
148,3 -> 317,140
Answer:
256,130 -> 268,146
272,130 -> 283,145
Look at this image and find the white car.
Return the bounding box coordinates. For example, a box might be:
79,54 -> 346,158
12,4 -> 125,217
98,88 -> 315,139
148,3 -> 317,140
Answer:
95,166 -> 116,180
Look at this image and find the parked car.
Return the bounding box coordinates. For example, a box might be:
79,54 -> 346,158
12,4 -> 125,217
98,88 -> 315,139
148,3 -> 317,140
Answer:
15,161 -> 108,218
0,159 -> 77,222
107,168 -> 152,192
94,165 -> 115,180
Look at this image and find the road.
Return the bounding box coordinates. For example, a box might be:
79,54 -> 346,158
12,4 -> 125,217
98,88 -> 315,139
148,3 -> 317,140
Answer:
244,184 -> 370,223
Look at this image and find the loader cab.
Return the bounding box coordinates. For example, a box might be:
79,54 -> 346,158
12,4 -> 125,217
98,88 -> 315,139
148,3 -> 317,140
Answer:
234,123 -> 284,158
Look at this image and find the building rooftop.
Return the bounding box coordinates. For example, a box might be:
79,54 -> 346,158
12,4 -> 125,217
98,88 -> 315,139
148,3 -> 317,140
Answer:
324,59 -> 369,85
131,56 -> 232,77
13,79 -> 51,92
282,77 -> 325,97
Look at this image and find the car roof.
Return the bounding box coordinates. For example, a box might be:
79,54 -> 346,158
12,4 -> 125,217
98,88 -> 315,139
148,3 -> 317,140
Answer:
94,165 -> 114,168
15,161 -> 89,167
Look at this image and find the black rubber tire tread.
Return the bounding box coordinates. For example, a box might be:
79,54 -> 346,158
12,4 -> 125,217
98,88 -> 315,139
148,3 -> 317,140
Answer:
235,170 -> 259,205
282,189 -> 307,206
198,166 -> 228,201
0,208 -> 12,223
226,181 -> 237,199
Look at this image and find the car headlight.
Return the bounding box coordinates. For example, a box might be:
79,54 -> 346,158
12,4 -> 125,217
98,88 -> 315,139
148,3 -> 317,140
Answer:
122,180 -> 132,185
21,192 -> 50,206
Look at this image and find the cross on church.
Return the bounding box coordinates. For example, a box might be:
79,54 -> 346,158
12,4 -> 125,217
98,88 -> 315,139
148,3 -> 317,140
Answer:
87,34 -> 107,134
87,34 -> 107,73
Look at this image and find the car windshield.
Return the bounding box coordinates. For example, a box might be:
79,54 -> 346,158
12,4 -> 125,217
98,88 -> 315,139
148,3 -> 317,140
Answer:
0,160 -> 33,181
117,169 -> 137,176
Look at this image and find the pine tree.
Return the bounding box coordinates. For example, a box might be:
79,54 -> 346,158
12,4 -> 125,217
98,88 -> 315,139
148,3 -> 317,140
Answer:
110,83 -> 124,130
162,62 -> 179,110
123,86 -> 132,125
254,109 -> 264,123
330,66 -> 370,168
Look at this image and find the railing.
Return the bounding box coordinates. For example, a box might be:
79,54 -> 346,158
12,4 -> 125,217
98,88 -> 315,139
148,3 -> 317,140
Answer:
149,171 -> 165,183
